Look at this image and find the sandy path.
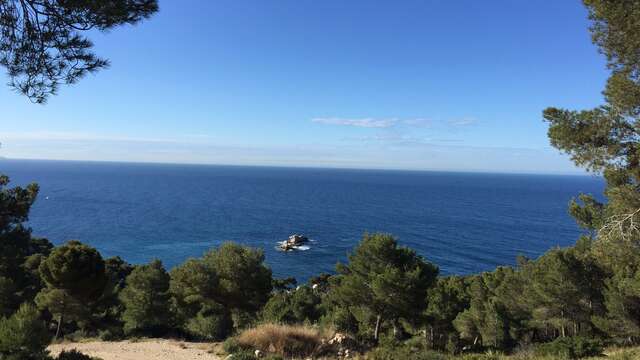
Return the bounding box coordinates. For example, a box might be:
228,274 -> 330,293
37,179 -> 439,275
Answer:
48,339 -> 221,360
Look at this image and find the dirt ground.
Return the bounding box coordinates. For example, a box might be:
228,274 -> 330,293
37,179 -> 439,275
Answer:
48,339 -> 222,360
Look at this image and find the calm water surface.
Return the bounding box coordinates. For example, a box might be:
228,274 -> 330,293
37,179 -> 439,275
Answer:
1,159 -> 604,281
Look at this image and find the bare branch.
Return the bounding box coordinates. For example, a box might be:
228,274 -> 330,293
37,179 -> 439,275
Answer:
0,0 -> 158,103
598,208 -> 640,244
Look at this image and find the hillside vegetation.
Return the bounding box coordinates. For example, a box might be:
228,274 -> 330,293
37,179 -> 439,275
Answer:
2,0 -> 640,359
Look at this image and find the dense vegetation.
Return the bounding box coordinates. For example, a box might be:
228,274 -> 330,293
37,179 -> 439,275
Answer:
1,174 -> 639,359
2,0 -> 640,359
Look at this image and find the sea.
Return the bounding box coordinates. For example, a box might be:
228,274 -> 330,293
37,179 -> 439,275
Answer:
0,159 -> 605,282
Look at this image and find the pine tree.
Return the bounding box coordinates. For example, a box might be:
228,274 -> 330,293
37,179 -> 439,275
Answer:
92,256 -> 134,333
424,276 -> 470,350
453,271 -> 510,349
592,269 -> 640,342
0,303 -> 50,360
170,258 -> 231,340
525,247 -> 604,339
0,0 -> 158,103
0,175 -> 40,316
170,242 -> 272,337
542,0 -> 640,343
36,240 -> 107,339
331,233 -> 438,342
120,260 -> 171,335
202,242 -> 273,328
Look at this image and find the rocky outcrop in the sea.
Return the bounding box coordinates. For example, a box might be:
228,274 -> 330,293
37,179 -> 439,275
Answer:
279,234 -> 309,251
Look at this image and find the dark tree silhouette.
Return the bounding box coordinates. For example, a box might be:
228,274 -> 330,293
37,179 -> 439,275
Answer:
0,0 -> 158,103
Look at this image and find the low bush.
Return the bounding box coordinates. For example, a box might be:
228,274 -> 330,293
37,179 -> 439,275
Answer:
263,354 -> 284,360
261,286 -> 323,325
98,327 -> 124,341
235,323 -> 322,358
229,350 -> 257,360
223,337 -> 249,354
64,329 -> 95,343
601,346 -> 640,360
56,349 -> 102,360
184,309 -> 233,340
455,352 -> 503,360
368,337 -> 448,360
534,336 -> 603,359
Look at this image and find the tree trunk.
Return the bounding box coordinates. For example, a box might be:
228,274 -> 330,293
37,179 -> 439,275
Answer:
55,295 -> 66,340
430,326 -> 434,349
55,313 -> 63,340
374,314 -> 382,342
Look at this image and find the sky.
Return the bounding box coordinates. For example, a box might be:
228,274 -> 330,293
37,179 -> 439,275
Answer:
0,0 -> 610,174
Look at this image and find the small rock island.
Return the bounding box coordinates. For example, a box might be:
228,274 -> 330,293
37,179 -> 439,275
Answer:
279,234 -> 309,251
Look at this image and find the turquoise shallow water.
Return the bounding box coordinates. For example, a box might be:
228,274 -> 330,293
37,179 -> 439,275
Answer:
1,159 -> 604,281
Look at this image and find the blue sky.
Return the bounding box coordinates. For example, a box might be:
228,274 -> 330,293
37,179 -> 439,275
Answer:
0,1 -> 609,173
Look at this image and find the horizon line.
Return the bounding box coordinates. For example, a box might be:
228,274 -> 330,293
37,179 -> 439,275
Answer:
1,156 -> 596,178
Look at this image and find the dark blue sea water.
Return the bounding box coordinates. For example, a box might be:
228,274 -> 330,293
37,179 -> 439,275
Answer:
1,159 -> 605,281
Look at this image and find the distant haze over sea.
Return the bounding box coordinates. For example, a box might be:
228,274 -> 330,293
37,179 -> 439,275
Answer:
1,159 -> 604,281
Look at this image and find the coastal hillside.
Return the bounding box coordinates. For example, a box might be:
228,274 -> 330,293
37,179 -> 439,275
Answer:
2,1 -> 640,360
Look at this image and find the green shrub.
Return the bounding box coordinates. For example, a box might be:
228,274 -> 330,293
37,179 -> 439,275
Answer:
120,260 -> 171,336
0,303 -> 50,360
369,337 -> 447,360
261,292 -> 295,324
328,306 -> 358,334
446,334 -> 461,355
64,329 -> 94,342
263,355 -> 284,360
368,347 -> 447,360
56,349 -> 101,360
223,337 -> 248,355
185,309 -> 233,340
572,336 -> 603,358
229,350 -> 257,360
456,352 -> 502,360
535,336 -> 603,359
98,327 -> 124,341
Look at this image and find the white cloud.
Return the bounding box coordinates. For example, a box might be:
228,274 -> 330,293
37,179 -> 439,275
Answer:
311,117 -> 398,128
346,134 -> 427,143
312,116 -> 478,129
402,118 -> 432,127
0,131 -> 584,174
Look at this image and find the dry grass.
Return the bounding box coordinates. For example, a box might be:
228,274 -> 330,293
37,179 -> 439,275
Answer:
236,323 -> 324,357
598,346 -> 640,360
